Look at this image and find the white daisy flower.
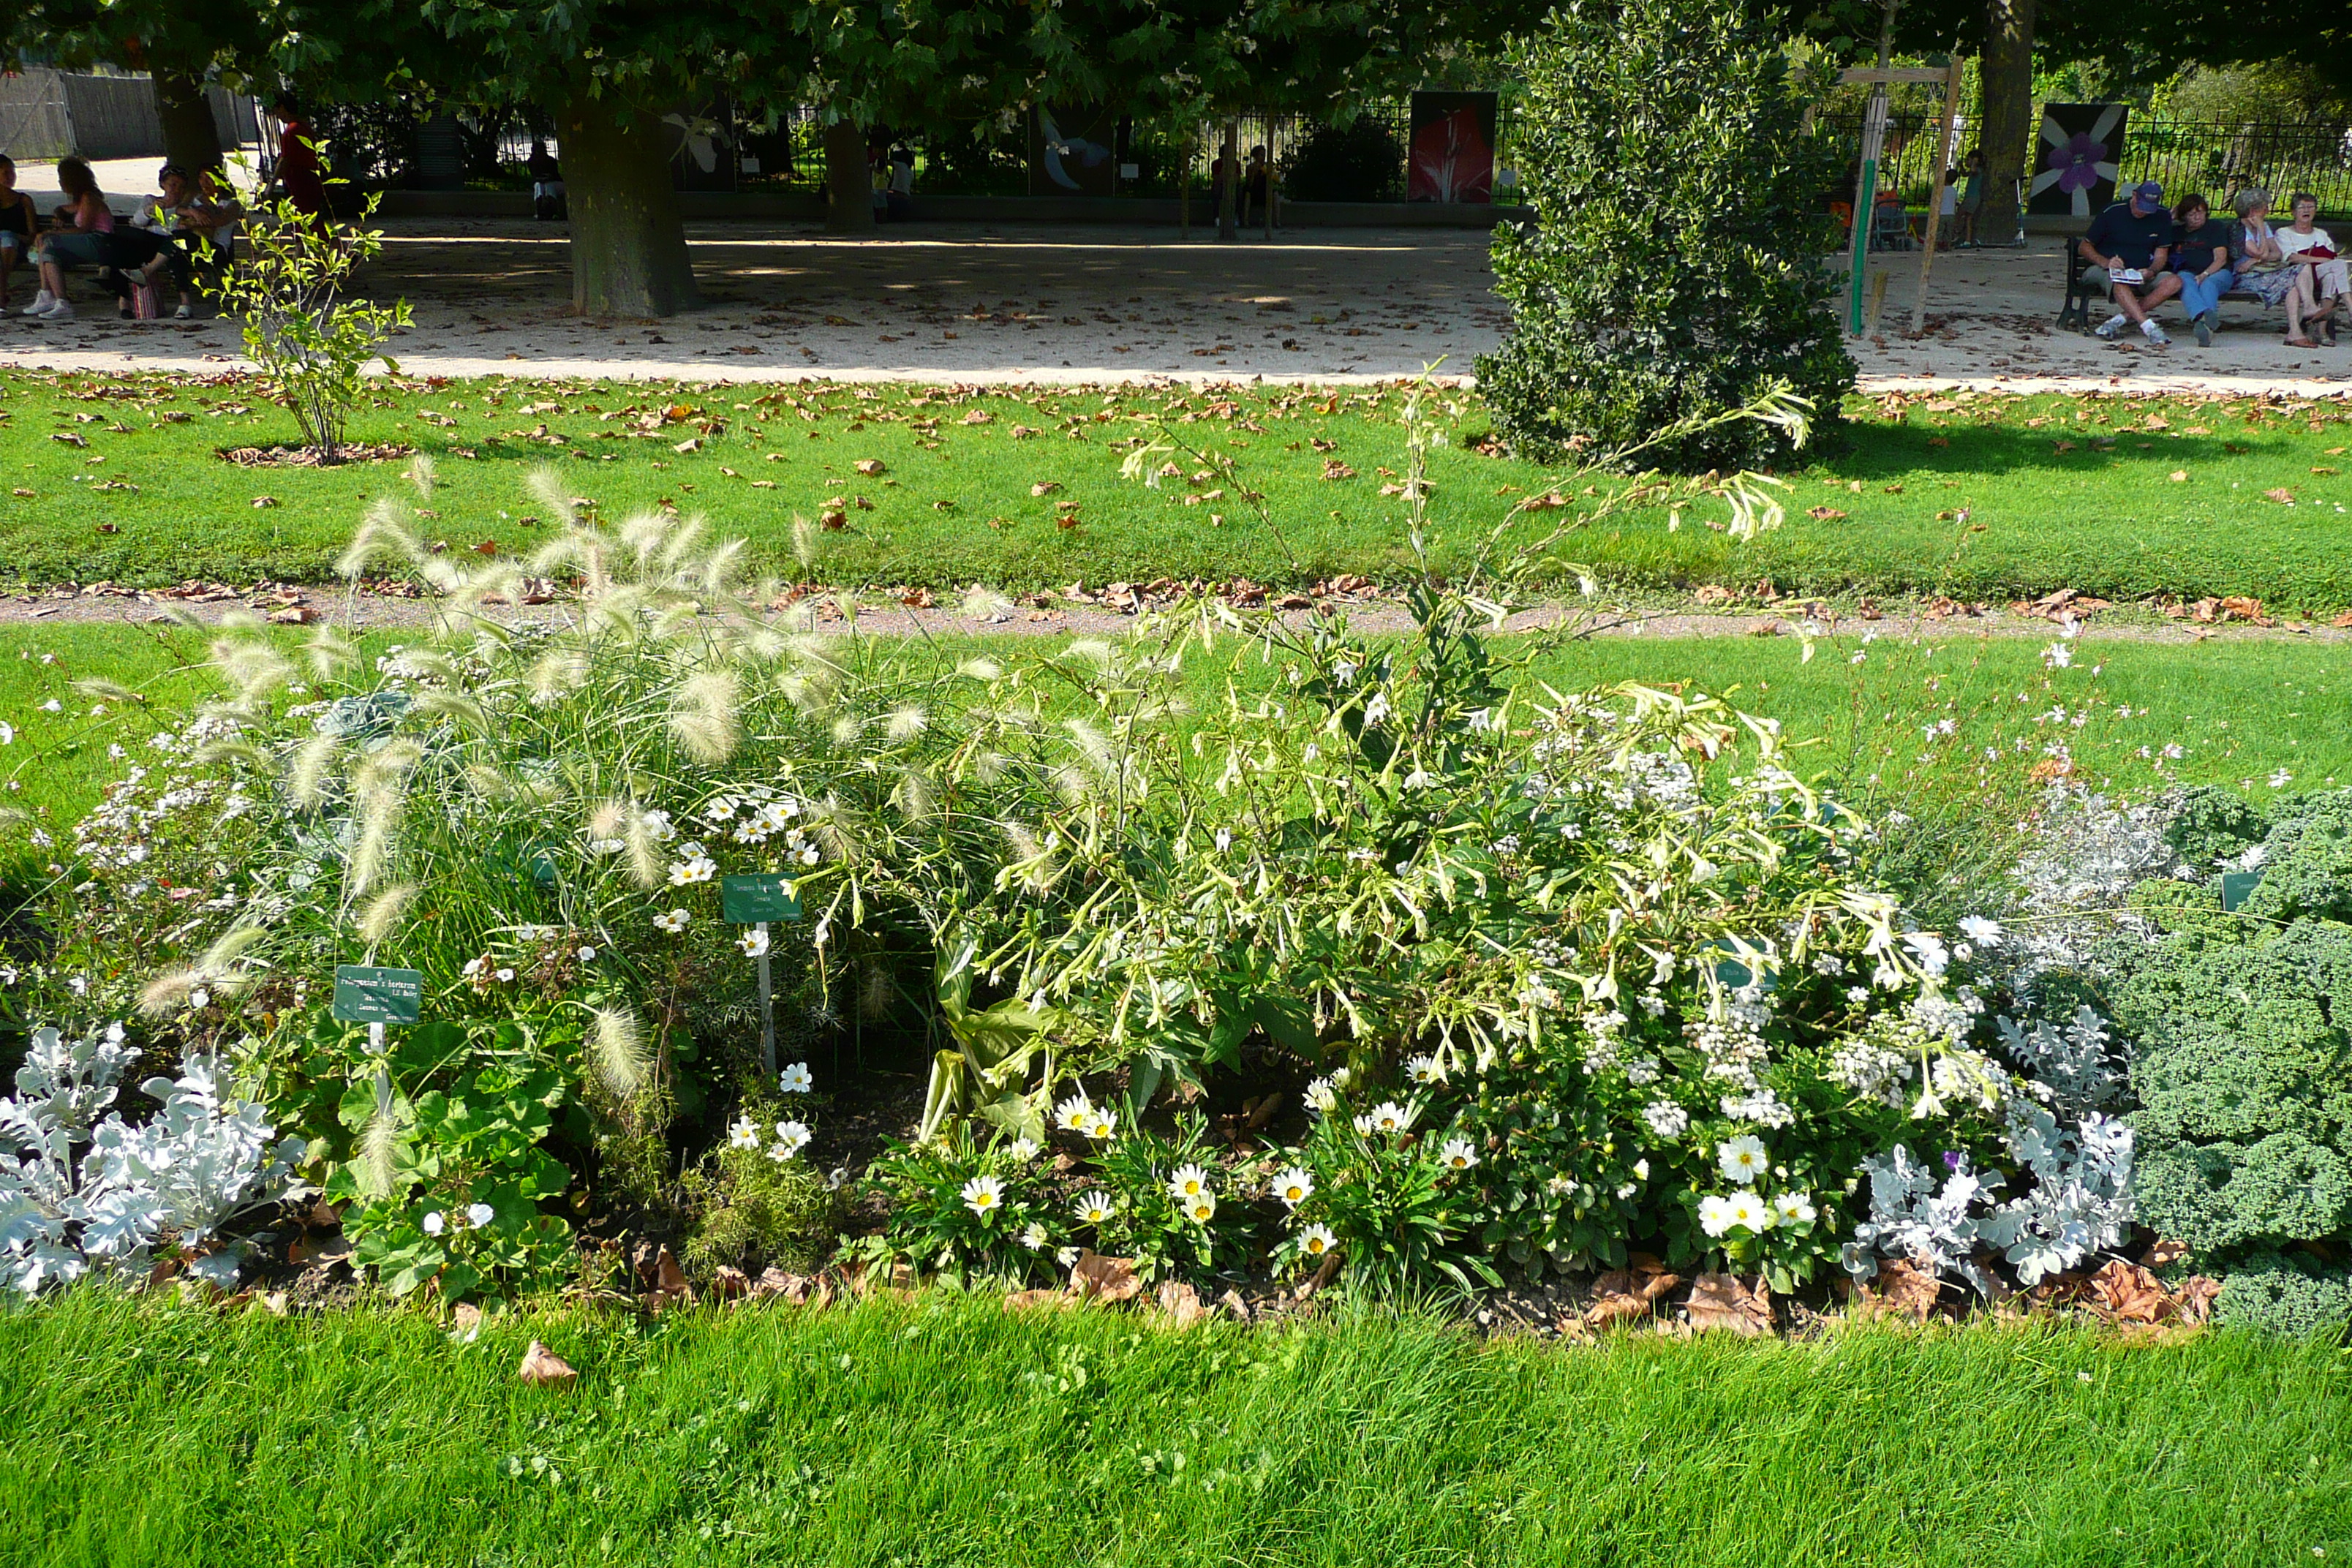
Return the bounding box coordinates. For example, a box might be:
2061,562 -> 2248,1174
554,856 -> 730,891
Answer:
1366,1100 -> 1414,1135
1725,1191 -> 1775,1231
1439,1137 -> 1480,1171
1697,1194 -> 1738,1237
1958,916 -> 2003,945
728,1117 -> 762,1150
1184,1195 -> 1217,1224
1299,1224 -> 1338,1258
1054,1093 -> 1094,1132
1717,1134 -> 1768,1185
1167,1164 -> 1213,1202
739,929 -> 771,958
1270,1167 -> 1313,1208
1072,1191 -> 1117,1226
1082,1107 -> 1117,1140
1405,1053 -> 1443,1085
961,1175 -> 1005,1218
1019,1222 -> 1049,1251
779,1062 -> 813,1093
1773,1191 -> 1817,1229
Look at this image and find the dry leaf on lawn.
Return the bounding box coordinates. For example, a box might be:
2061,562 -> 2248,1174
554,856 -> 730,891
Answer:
2086,1259 -> 2171,1325
1584,1264 -> 1681,1329
518,1341 -> 577,1389
854,459 -> 886,476
1030,480 -> 1063,497
1070,1249 -> 1144,1303
1855,1258 -> 1942,1323
1155,1280 -> 1211,1328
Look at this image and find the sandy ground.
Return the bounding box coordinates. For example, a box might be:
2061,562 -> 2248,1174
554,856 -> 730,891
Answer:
0,155 -> 2347,393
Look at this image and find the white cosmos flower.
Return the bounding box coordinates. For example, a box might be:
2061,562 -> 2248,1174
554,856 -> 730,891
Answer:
1773,1191 -> 1817,1229
1072,1191 -> 1117,1225
1439,1137 -> 1480,1171
1019,1222 -> 1049,1251
779,1062 -> 813,1093
739,929 -> 772,958
769,1121 -> 812,1161
668,855 -> 717,886
728,1117 -> 761,1150
1055,1093 -> 1096,1132
654,908 -> 691,932
1168,1164 -> 1213,1202
961,1175 -> 1005,1218
1184,1195 -> 1217,1224
1299,1224 -> 1338,1258
1271,1167 -> 1313,1208
1718,1135 -> 1768,1184
466,1202 -> 495,1228
421,1210 -> 446,1237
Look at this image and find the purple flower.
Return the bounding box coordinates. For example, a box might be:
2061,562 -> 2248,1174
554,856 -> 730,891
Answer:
2048,132 -> 2108,195
1942,1150 -> 1966,1170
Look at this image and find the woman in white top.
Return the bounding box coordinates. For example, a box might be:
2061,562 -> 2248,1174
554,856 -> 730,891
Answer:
2274,192 -> 2343,348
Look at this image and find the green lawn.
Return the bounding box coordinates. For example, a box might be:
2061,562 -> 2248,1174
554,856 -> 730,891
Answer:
3,372 -> 2349,607
1,619 -> 2343,856
1,1293 -> 2344,1567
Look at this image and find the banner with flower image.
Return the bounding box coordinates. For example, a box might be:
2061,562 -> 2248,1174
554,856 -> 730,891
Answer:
2029,102 -> 2128,219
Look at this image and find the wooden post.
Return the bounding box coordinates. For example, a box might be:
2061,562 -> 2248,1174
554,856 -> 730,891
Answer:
1911,53 -> 1968,337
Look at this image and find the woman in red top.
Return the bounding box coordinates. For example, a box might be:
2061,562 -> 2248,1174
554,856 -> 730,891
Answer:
20,156 -> 113,321
273,95 -> 328,219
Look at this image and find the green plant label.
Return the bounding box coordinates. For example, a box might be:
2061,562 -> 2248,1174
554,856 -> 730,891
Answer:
723,874 -> 802,924
1710,942 -> 1776,994
333,965 -> 424,1025
2221,871 -> 2262,913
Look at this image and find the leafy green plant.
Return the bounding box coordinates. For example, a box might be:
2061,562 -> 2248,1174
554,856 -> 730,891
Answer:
1273,1089 -> 1496,1297
217,187 -> 412,459
680,1139 -> 837,1284
1077,1110 -> 1255,1284
859,1131 -> 1060,1283
1280,117 -> 1406,203
1477,0 -> 1853,471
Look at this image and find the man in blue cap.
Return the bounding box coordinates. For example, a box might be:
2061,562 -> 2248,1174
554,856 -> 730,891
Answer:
2081,179 -> 2182,346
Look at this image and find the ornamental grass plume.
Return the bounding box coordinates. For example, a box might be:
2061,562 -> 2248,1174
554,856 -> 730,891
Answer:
589,1005 -> 652,1105
357,883 -> 418,946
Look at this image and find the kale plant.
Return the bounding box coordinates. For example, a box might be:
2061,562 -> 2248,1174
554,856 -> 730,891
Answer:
0,1024 -> 303,1294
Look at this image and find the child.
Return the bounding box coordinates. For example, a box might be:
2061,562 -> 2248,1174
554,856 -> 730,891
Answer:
1956,149 -> 1984,248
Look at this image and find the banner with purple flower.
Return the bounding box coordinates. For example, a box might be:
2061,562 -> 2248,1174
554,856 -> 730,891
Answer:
2029,102 -> 2127,218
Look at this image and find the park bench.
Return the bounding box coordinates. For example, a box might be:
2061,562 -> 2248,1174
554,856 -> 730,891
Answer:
2058,233 -> 2269,331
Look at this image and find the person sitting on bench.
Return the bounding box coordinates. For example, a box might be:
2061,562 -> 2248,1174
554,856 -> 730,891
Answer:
2169,193 -> 2238,347
2276,192 -> 2345,348
2083,179 -> 2181,347
19,155 -> 113,321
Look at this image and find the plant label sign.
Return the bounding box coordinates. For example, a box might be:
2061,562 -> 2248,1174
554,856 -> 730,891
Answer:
722,874 -> 802,924
333,965 -> 424,1025
2221,871 -> 2262,913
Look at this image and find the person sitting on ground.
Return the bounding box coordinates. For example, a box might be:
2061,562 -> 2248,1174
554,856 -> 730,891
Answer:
19,155 -> 115,321
2168,193 -> 2238,348
2081,179 -> 2182,346
1955,148 -> 1984,247
0,154 -> 36,309
2274,191 -> 2345,348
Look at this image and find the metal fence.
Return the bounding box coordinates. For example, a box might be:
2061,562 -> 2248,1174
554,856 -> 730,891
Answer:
1819,112 -> 2352,213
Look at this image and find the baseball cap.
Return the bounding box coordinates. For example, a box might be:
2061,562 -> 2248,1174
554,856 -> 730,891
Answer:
2132,180 -> 2163,205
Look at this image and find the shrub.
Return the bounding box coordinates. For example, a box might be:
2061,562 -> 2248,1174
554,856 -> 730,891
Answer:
1280,118 -> 1406,203
1475,0 -> 1854,471
681,1147 -> 837,1284
2115,791 -> 2352,1333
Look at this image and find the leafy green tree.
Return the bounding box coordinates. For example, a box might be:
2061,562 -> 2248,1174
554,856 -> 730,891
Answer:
2,0 -> 269,173
1477,0 -> 1854,472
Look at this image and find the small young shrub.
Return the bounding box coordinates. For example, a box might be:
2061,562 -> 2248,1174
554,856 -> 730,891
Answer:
681,1145 -> 836,1282
1476,0 -> 1853,471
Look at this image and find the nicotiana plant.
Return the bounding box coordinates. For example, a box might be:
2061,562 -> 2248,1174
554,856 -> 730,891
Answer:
0,1023 -> 303,1294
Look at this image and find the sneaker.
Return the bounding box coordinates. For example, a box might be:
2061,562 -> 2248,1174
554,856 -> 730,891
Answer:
2093,312 -> 2127,339
2141,320 -> 2168,347
173,303 -> 192,319
38,299 -> 74,322
20,289 -> 55,317
2193,314 -> 2212,347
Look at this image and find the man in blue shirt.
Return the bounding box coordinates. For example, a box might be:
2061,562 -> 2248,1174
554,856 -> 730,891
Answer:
2081,180 -> 2182,346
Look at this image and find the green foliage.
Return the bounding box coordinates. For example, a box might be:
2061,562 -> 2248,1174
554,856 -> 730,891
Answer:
1477,0 -> 1855,472
2215,1247 -> 2352,1337
859,1131 -> 1060,1283
2164,785 -> 2269,871
218,195 -> 412,461
1078,1111 -> 1256,1283
680,1139 -> 837,1283
2118,792 -> 2352,1327
1280,117 -> 1407,202
1277,1102 -> 1497,1296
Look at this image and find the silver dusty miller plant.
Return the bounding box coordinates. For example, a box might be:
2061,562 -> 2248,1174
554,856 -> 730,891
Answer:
1843,1104 -> 2133,1292
0,1023 -> 303,1294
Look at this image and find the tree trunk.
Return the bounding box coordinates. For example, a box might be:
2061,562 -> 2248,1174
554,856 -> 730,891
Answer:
1978,0 -> 2039,247
1217,117 -> 1239,242
154,69 -> 224,174
826,120 -> 874,235
557,94 -> 699,317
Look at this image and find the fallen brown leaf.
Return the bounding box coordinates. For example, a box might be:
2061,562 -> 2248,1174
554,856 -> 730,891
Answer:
855,459 -> 887,476
1070,1249 -> 1144,1303
1030,480 -> 1063,497
1155,1280 -> 1211,1329
518,1341 -> 577,1389
1806,505 -> 1848,521
1685,1272 -> 1774,1336
1584,1263 -> 1681,1329
1855,1257 -> 1942,1323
